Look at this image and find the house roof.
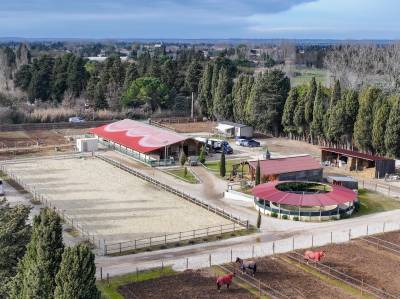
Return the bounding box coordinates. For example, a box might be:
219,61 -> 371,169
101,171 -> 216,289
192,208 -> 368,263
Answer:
321,147 -> 391,161
90,119 -> 188,154
219,121 -> 251,128
248,155 -> 321,176
252,181 -> 357,207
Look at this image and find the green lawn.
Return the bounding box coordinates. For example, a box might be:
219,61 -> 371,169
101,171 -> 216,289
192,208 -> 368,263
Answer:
354,189 -> 400,217
97,267 -> 175,299
205,159 -> 248,177
165,167 -> 198,184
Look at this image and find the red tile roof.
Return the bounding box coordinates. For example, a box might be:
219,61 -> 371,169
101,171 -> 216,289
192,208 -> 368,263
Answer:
248,155 -> 321,176
321,147 -> 391,161
90,119 -> 188,154
252,181 -> 357,207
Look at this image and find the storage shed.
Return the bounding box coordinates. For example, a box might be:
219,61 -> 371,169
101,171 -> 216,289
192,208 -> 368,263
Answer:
321,148 -> 395,179
216,121 -> 253,138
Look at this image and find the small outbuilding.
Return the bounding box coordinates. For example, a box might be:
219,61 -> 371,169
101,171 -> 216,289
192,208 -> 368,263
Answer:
321,148 -> 395,179
248,155 -> 323,182
326,176 -> 358,190
216,121 -> 253,138
76,138 -> 98,152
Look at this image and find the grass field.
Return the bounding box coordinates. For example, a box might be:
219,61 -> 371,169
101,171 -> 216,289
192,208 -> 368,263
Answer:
97,267 -> 175,299
165,167 -> 198,184
355,189 -> 400,216
290,67 -> 328,86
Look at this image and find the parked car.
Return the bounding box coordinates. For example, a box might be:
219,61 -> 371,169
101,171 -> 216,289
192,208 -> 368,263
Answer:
69,117 -> 85,123
188,156 -> 199,166
219,141 -> 233,154
242,139 -> 260,147
235,138 -> 247,146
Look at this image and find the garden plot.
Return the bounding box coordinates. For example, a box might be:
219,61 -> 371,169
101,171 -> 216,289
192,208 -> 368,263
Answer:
3,156 -> 233,244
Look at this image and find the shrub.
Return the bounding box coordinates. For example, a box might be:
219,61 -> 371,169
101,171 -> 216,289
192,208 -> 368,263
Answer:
199,146 -> 206,164
179,150 -> 187,166
282,214 -> 288,220
293,216 -> 299,221
271,212 -> 278,218
184,166 -> 188,177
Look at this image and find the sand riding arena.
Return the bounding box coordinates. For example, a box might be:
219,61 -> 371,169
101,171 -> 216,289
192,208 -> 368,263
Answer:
0,154 -> 242,253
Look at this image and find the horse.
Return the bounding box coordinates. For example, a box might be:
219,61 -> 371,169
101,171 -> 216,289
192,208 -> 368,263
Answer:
236,257 -> 257,276
304,250 -> 325,263
216,272 -> 235,291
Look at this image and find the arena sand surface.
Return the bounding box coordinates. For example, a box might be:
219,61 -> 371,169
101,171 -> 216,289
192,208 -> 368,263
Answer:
3,156 -> 232,243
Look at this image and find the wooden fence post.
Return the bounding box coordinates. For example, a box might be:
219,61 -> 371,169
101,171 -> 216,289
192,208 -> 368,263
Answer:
349,229 -> 351,240
209,254 -> 211,267
311,235 -> 314,247
136,267 -> 139,281
107,273 -> 110,287
272,242 -> 275,255
330,231 -> 333,243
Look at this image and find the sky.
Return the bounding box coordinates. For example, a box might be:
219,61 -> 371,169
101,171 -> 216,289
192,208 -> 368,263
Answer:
1,0 -> 399,39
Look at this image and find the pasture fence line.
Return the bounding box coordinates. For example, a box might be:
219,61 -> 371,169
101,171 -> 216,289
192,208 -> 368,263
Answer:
99,219 -> 400,295
0,120 -> 114,132
95,153 -> 250,230
359,179 -> 400,198
104,222 -> 242,255
0,161 -> 105,254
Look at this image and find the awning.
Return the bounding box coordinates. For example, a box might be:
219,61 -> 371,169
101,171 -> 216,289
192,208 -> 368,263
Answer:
216,124 -> 234,132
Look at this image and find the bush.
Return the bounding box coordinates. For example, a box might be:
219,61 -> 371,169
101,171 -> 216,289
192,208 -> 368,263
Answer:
282,214 -> 288,220
199,146 -> 206,164
179,150 -> 187,166
271,212 -> 278,218
293,216 -> 299,221
184,166 -> 188,177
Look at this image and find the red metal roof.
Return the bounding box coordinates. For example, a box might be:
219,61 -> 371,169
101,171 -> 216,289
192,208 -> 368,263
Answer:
252,181 -> 357,207
90,119 -> 188,153
321,147 -> 390,161
248,155 -> 321,176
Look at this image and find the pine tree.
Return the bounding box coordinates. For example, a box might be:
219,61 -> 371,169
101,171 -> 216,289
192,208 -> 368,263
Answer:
310,84 -> 325,143
54,244 -> 100,299
0,200 -> 31,297
10,208 -> 64,299
326,98 -> 347,144
385,97 -> 400,158
161,59 -> 178,89
220,152 -> 226,177
123,63 -> 139,91
324,80 -> 342,143
354,87 -> 381,152
372,99 -> 391,155
184,59 -> 203,95
255,160 -> 261,185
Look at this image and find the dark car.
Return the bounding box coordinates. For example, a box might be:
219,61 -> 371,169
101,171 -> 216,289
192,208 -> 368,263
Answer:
242,139 -> 260,147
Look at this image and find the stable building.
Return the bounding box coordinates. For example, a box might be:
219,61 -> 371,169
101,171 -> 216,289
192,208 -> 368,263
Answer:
248,155 -> 323,182
321,148 -> 395,179
216,121 -> 253,138
90,119 -> 201,166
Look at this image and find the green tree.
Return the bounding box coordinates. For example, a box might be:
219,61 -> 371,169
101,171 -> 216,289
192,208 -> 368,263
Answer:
255,160 -> 261,185
326,98 -> 347,144
304,77 -> 317,127
220,152 -> 226,177
282,87 -> 298,136
184,59 -> 203,95
310,83 -> 325,143
67,56 -> 87,97
248,70 -> 290,135
197,62 -> 214,117
0,200 -> 31,297
121,77 -> 170,109
199,146 -> 206,164
160,59 -> 178,89
10,208 -> 64,299
14,64 -> 32,91
28,55 -> 54,102
385,97 -> 400,158
123,63 -> 139,91
293,91 -> 307,139
54,244 -> 100,299
354,87 -> 381,152
179,150 -> 187,166
372,99 -> 391,155
213,67 -> 232,120
233,75 -> 253,123
344,90 -> 359,144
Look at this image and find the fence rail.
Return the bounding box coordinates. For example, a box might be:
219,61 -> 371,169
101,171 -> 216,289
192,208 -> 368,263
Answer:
105,223 -> 242,255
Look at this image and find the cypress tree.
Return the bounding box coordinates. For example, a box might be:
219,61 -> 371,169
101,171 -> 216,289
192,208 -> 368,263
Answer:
123,63 -> 139,91
304,77 -> 317,126
384,97 -> 400,158
213,67 -> 231,120
54,244 -> 100,299
0,200 -> 31,297
344,90 -> 359,144
354,87 -> 380,152
220,152 -> 226,177
197,62 -> 214,117
326,98 -> 347,144
282,87 -> 298,136
255,160 -> 261,185
372,99 -> 391,155
179,150 -> 187,166
184,59 -> 203,95
310,84 -> 325,143
10,208 -> 64,299
199,146 -> 206,164
324,80 -> 342,142
293,92 -> 307,139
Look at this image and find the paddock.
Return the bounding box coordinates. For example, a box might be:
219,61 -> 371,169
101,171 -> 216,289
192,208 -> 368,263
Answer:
1,156 -> 233,244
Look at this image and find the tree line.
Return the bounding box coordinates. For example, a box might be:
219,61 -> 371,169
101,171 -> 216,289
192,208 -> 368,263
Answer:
280,78 -> 400,158
0,199 -> 99,299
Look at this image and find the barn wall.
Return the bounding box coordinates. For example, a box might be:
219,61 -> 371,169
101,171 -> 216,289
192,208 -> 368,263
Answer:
375,160 -> 396,178
278,168 -> 323,182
